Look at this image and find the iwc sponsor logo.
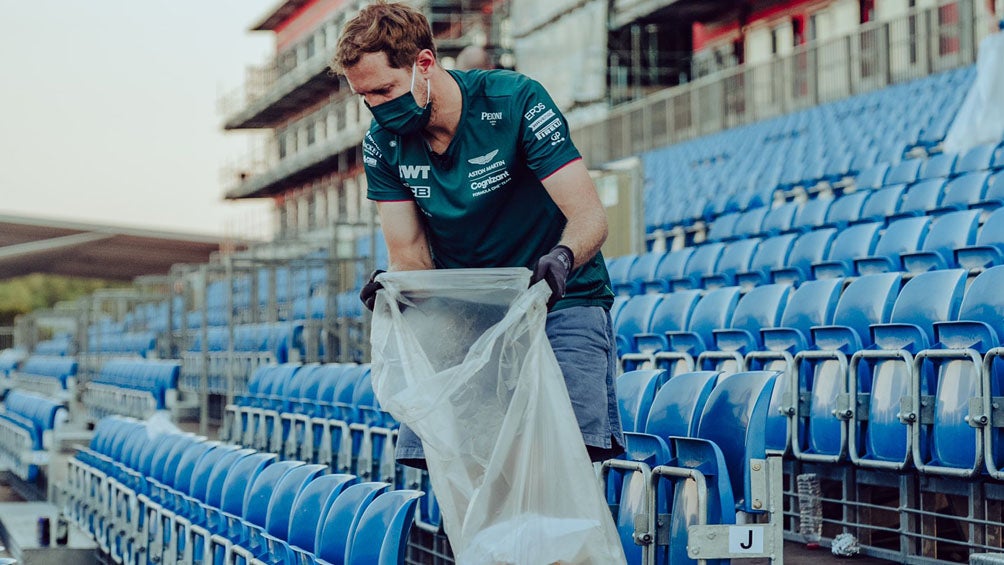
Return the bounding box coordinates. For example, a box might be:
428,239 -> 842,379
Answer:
399,164 -> 431,180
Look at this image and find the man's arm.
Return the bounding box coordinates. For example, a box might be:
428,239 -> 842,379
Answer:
541,159 -> 608,269
377,200 -> 435,271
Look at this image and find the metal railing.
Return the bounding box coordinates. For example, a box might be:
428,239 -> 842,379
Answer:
573,0 -> 993,168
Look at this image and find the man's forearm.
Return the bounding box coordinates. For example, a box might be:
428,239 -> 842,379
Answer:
558,206 -> 608,269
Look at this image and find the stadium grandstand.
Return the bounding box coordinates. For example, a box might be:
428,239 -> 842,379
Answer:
2,0 -> 1004,563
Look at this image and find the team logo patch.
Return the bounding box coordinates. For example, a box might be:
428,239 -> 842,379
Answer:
467,149 -> 500,166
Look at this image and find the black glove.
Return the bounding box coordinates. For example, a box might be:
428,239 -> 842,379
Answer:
359,269 -> 385,311
530,245 -> 574,310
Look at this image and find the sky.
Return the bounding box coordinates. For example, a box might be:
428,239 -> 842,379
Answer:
0,0 -> 282,239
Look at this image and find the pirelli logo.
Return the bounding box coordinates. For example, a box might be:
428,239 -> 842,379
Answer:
534,118 -> 562,140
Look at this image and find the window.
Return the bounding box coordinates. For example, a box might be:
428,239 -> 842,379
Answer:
859,0 -> 875,23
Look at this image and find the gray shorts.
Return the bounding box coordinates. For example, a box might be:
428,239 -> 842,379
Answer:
394,305 -> 625,469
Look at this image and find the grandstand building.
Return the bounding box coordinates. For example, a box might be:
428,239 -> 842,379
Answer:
2,0 -> 1004,563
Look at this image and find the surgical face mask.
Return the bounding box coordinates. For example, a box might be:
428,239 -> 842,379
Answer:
366,63 -> 431,135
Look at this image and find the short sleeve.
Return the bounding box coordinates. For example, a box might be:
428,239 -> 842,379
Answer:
363,130 -> 412,202
516,78 -> 582,180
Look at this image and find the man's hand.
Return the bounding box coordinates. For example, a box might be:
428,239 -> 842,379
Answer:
359,269 -> 386,311
530,245 -> 574,310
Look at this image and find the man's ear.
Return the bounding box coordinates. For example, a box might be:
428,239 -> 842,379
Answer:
416,49 -> 436,74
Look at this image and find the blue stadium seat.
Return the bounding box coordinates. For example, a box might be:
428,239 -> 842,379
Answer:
315,482 -> 390,565
791,273 -> 903,463
707,212 -> 741,242
823,191 -> 869,228
937,171 -> 990,211
771,228 -> 837,285
285,474 -> 359,562
901,209 -> 980,272
790,195 -> 833,231
615,251 -> 668,296
918,152 -> 957,180
731,206 -> 769,240
608,255 -> 639,292
954,142 -> 998,174
702,238 -> 760,288
891,179 -> 946,219
811,222 -> 882,279
857,184 -> 907,223
884,158 -> 922,185
973,169 -> 1004,210
954,206 -> 1004,271
663,371 -> 780,565
702,284 -> 791,373
994,144 -> 1004,170
914,266 -> 1004,477
734,233 -> 798,288
760,201 -> 799,236
854,163 -> 889,191
615,294 -> 664,360
346,489 -> 423,565
617,370 -> 668,432
602,433 -> 672,565
849,269 -> 966,470
853,216 -> 931,274
671,242 -> 725,290
642,248 -> 694,293
630,290 -> 703,365
662,287 -> 742,377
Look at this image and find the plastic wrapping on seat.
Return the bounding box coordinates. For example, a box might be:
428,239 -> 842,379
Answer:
370,268 -> 625,565
943,31 -> 1004,155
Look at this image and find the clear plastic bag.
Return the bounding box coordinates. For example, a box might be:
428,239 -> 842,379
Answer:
942,30 -> 1004,155
370,268 -> 625,565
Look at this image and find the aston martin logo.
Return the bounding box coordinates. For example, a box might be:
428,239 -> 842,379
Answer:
467,150 -> 499,166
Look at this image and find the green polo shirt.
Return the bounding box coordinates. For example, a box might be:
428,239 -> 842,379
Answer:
363,69 -> 613,311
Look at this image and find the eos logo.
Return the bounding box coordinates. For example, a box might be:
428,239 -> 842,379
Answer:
523,102 -> 547,121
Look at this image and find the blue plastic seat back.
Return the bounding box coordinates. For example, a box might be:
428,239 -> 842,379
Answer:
825,191 -> 869,227
649,248 -> 695,288
615,294 -> 664,355
695,370 -> 778,511
669,287 -> 742,354
146,433 -> 189,482
174,441 -> 218,495
287,474 -> 358,552
243,460 -> 304,526
616,370 -> 668,433
919,152 -> 956,180
346,490 -> 424,565
897,179 -> 945,216
626,252 -> 668,291
957,207 -> 1004,270
316,482 -> 391,564
980,169 -> 1004,207
746,233 -> 798,275
954,142 -> 997,174
680,243 -> 726,284
221,452 -> 278,517
855,163 -> 889,191
885,158 -> 922,185
760,201 -> 799,235
707,212 -> 740,242
904,209 -> 980,271
706,238 -> 760,285
859,184 -> 907,222
159,435 -> 201,486
818,272 -> 902,351
814,221 -> 882,277
189,444 -> 240,500
859,216 -> 930,273
791,196 -> 833,230
610,295 -> 629,328
264,464 -> 328,538
774,228 -> 836,283
206,448 -> 256,507
643,371 -> 720,441
636,290 -> 702,353
940,171 -> 989,209
714,284 -> 791,353
608,255 -> 639,288
763,278 -> 843,352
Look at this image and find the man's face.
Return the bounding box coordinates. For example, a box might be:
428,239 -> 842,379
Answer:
344,51 -> 425,108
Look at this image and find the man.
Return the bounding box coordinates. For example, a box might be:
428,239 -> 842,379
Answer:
332,1 -> 623,468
